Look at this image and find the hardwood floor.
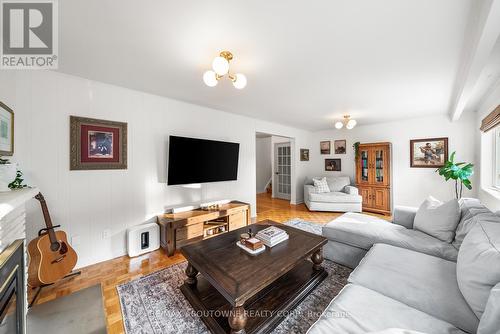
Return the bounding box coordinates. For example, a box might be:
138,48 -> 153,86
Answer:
29,193 -> 387,333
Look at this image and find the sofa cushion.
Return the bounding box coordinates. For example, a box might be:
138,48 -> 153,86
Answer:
313,177 -> 330,193
413,196 -> 460,243
325,176 -> 351,192
453,199 -> 495,248
309,191 -> 362,204
478,282 -> 500,334
306,284 -> 467,334
323,212 -> 459,261
457,220 -> 500,319
349,244 -> 478,333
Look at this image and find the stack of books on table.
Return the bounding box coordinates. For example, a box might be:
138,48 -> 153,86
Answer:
256,226 -> 289,247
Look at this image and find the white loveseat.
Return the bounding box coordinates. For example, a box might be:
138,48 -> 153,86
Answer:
304,176 -> 362,213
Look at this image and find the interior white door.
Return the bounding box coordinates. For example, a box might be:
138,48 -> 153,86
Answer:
274,142 -> 291,200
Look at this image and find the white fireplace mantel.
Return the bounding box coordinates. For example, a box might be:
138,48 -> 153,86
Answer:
0,187 -> 40,253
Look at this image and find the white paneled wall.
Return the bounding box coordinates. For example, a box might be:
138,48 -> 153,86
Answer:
0,71 -> 313,268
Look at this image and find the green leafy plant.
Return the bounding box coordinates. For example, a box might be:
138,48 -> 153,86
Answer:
353,142 -> 360,159
436,151 -> 473,199
8,170 -> 28,190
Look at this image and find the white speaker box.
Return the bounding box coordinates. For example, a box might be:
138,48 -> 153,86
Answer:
127,223 -> 160,257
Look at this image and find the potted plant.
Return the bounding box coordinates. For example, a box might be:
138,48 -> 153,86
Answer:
353,142 -> 360,159
0,157 -> 17,192
436,152 -> 473,199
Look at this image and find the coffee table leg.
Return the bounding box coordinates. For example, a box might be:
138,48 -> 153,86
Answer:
311,248 -> 323,271
185,263 -> 198,285
228,305 -> 247,334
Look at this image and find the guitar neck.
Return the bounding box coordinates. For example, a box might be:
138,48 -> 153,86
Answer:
34,193 -> 58,244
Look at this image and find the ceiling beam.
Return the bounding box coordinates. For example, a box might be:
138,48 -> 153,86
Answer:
449,0 -> 500,121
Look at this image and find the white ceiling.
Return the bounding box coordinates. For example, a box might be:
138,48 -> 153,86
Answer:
58,0 -> 493,131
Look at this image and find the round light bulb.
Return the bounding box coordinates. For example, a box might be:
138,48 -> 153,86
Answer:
346,119 -> 357,129
212,56 -> 229,76
335,121 -> 344,129
232,73 -> 247,89
203,70 -> 218,87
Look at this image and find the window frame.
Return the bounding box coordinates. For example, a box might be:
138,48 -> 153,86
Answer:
494,126 -> 500,190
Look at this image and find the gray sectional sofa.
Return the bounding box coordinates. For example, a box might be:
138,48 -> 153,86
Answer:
304,176 -> 362,213
308,198 -> 500,334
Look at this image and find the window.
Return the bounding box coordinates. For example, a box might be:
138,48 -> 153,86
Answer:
495,127 -> 500,188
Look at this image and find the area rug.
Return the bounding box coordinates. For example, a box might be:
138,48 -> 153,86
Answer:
284,218 -> 324,235
117,219 -> 348,334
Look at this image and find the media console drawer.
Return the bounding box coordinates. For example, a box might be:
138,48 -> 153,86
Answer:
229,211 -> 246,230
176,223 -> 203,241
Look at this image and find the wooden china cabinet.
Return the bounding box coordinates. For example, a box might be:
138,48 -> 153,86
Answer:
355,142 -> 392,215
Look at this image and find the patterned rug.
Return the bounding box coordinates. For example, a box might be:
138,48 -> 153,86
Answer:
117,219 -> 349,334
284,218 -> 324,235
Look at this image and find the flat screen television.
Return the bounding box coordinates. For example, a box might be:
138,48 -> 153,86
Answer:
167,136 -> 240,185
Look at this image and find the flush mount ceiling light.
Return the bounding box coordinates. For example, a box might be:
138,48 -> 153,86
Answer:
203,51 -> 247,89
334,115 -> 357,130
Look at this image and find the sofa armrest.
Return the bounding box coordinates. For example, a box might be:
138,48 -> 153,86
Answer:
392,206 -> 418,229
304,184 -> 316,202
344,186 -> 359,195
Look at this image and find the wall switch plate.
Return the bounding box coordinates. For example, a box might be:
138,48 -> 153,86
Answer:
71,235 -> 81,246
102,229 -> 111,239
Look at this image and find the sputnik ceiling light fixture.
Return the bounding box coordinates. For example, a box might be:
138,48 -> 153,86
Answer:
203,51 -> 247,89
335,115 -> 357,130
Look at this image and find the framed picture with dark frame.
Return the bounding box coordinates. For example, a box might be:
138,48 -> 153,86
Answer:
320,141 -> 331,155
325,158 -> 341,171
0,102 -> 14,156
300,149 -> 309,161
70,116 -> 127,170
410,137 -> 448,168
334,140 -> 346,154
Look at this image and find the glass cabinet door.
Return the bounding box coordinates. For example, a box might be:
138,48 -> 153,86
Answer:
373,148 -> 386,185
359,149 -> 370,183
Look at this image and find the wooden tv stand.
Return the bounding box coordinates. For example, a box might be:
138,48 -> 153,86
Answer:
157,201 -> 251,256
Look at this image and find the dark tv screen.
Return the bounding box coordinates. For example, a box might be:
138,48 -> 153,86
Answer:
167,136 -> 240,185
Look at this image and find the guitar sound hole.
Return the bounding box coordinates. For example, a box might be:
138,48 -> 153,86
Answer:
59,242 -> 68,255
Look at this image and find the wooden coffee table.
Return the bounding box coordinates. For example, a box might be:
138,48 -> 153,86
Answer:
180,220 -> 328,334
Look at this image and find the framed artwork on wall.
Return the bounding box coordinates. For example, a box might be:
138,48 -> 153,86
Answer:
300,149 -> 309,161
334,140 -> 346,154
70,116 -> 128,170
410,137 -> 448,168
0,102 -> 14,156
320,141 -> 331,155
325,158 -> 341,171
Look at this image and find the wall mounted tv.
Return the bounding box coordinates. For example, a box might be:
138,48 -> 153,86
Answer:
167,136 -> 240,185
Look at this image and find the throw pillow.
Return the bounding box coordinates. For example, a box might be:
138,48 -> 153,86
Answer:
313,177 -> 330,193
413,196 -> 460,243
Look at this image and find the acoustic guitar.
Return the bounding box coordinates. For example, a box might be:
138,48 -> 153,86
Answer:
27,193 -> 78,287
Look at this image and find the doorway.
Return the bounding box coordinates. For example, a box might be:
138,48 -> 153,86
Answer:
255,132 -> 294,204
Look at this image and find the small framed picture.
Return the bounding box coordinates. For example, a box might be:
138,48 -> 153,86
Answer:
70,116 -> 127,170
320,141 -> 331,155
0,102 -> 14,156
410,137 -> 448,168
300,149 -> 309,161
334,140 -> 346,154
325,158 -> 341,171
